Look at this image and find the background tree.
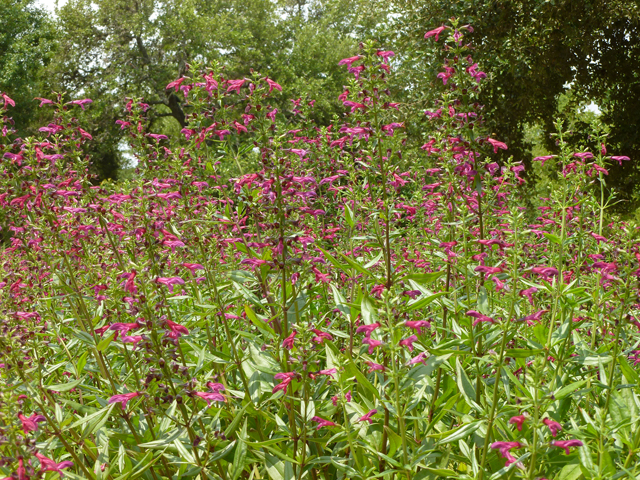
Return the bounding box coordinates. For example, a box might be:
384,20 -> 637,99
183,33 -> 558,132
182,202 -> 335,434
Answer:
387,0 -> 640,213
0,0 -> 56,137
48,0 -> 382,180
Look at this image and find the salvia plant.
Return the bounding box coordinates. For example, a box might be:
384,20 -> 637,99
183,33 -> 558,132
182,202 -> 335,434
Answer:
0,19 -> 639,480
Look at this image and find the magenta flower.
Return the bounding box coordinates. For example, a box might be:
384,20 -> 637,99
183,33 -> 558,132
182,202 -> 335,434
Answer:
123,270 -> 137,294
1,93 -> 15,108
165,319 -> 189,338
316,368 -> 337,378
408,352 -> 428,365
338,55 -> 362,66
362,337 -> 383,354
182,263 -> 204,275
311,416 -> 337,429
263,78 -> 282,94
358,409 -> 378,424
108,392 -> 140,410
519,287 -> 537,305
166,77 -> 185,91
490,441 -> 521,466
207,382 -> 225,393
610,155 -> 630,165
543,418 -> 562,437
34,97 -> 54,107
226,79 -> 245,94
487,138 -> 508,153
424,26 -> 447,41
273,372 -> 297,394
109,322 -> 140,334
156,276 -> 185,293
282,329 -> 297,349
266,108 -> 278,122
405,320 -> 431,334
466,310 -> 496,327
376,50 -> 395,63
355,322 -> 380,338
366,361 -> 385,373
35,453 -> 73,477
573,152 -> 594,160
509,415 -> 526,431
311,329 -> 333,344
18,413 -> 46,433
68,98 -> 93,110
552,439 -> 584,454
399,335 -> 418,352
194,391 -> 226,405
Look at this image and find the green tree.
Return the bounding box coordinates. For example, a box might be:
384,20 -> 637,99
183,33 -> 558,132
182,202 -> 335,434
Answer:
49,0 -> 382,179
387,0 -> 640,212
0,0 -> 57,137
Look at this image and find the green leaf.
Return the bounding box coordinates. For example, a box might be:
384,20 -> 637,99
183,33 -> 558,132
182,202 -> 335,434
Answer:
555,380 -> 587,400
435,420 -> 482,445
45,377 -> 84,392
231,419 -> 248,480
455,359 -> 479,411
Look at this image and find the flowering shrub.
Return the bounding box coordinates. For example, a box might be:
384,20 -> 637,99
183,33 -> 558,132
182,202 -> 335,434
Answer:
1,20 -> 639,480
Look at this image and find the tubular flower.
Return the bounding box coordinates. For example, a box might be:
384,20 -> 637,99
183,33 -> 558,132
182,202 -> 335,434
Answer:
543,418 -> 562,437
509,415 -> 526,431
552,439 -> 584,455
425,26 -> 447,41
282,329 -> 297,349
108,392 -> 140,410
35,454 -> 74,477
358,409 -> 378,424
194,392 -> 226,405
487,138 -> 508,153
490,441 -> 521,466
311,416 -> 337,429
355,322 -> 380,338
399,335 -> 418,352
272,372 -> 297,394
18,413 -> 46,433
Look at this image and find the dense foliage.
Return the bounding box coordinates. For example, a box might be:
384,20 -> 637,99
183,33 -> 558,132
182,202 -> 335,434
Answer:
1,21 -> 640,480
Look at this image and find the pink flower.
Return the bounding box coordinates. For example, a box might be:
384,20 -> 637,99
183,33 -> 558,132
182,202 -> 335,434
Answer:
18,413 -> 46,433
424,26 -> 447,41
182,263 -> 204,275
358,409 -> 378,424
466,310 -> 496,327
263,78 -> 282,94
273,372 -> 296,394
543,418 -> 562,437
338,55 -> 362,66
35,453 -> 74,477
362,337 -> 383,354
552,439 -> 583,455
156,276 -> 185,293
311,329 -> 333,344
376,50 -> 395,63
573,152 -> 593,160
35,97 -> 54,107
68,98 -> 93,110
226,79 -> 245,94
266,108 -> 278,121
366,361 -> 385,373
490,441 -> 521,466
399,335 -> 418,352
405,320 -> 431,334
487,138 -> 508,153
355,322 -> 380,338
123,270 -> 137,294
166,78 -> 185,91
316,368 -> 337,378
194,391 -> 226,405
519,287 -> 537,305
282,330 -> 297,349
509,415 -> 526,431
408,352 -> 428,365
108,392 -> 140,410
207,382 -> 225,393
165,319 -> 189,338
1,93 -> 15,108
311,416 -> 337,429
610,155 -> 630,165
